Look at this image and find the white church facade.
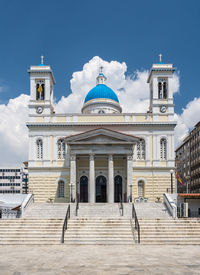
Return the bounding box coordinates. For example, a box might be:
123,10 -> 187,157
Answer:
27,58 -> 176,203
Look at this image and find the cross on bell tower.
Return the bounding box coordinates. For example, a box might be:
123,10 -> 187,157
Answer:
159,53 -> 162,63
41,55 -> 44,65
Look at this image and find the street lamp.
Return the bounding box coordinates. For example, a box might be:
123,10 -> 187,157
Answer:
129,184 -> 133,202
170,169 -> 174,194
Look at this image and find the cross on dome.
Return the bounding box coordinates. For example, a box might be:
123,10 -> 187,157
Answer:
96,66 -> 107,85
99,65 -> 104,74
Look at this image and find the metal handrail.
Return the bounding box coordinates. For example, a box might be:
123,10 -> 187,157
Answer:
119,195 -> 123,216
61,204 -> 70,243
132,203 -> 140,243
75,193 -> 79,216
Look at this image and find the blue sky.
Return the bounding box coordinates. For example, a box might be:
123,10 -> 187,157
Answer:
0,0 -> 199,114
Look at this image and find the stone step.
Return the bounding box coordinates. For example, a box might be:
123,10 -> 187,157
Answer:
63,241 -> 133,245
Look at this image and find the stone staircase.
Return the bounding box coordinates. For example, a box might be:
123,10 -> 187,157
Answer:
76,203 -> 123,218
139,219 -> 200,244
64,218 -> 134,245
0,219 -> 63,244
1,202 -> 200,245
0,203 -> 69,244
132,203 -> 171,219
23,203 -> 69,219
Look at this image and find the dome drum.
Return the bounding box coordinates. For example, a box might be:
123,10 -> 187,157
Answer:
82,98 -> 122,114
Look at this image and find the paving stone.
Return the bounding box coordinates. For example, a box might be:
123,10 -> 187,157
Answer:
0,245 -> 200,275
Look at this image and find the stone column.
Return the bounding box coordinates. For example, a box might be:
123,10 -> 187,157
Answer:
127,154 -> 133,202
70,154 -> 76,202
89,154 -> 95,203
108,154 -> 114,203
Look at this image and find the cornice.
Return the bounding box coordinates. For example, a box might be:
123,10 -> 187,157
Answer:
26,121 -> 177,128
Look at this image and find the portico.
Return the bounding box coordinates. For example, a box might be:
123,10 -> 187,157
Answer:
65,128 -> 139,203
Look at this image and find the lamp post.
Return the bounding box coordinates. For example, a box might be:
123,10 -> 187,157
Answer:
170,169 -> 174,194
129,184 -> 133,202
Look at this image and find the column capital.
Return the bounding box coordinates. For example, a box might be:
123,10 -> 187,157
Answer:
70,154 -> 76,161
108,154 -> 113,161
127,154 -> 133,161
89,154 -> 95,161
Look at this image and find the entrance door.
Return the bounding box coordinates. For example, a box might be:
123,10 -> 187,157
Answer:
114,175 -> 123,202
80,176 -> 88,202
96,175 -> 107,202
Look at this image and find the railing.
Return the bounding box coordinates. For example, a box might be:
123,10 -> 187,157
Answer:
132,203 -> 140,243
119,195 -> 123,216
163,193 -> 177,218
61,204 -> 70,243
22,194 -> 34,212
75,193 -> 79,216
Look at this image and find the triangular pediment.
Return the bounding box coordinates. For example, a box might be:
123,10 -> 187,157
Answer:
64,128 -> 139,144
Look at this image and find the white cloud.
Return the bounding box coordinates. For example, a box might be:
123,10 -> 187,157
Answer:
0,56 -> 193,166
0,94 -> 29,166
174,97 -> 200,148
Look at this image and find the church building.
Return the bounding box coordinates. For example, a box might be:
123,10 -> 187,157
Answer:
27,58 -> 176,203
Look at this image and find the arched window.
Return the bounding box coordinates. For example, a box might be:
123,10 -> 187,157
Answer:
58,180 -> 65,197
57,139 -> 65,159
158,79 -> 168,99
138,180 -> 145,197
160,138 -> 167,160
136,139 -> 145,160
158,82 -> 162,99
36,139 -> 43,159
36,80 -> 45,100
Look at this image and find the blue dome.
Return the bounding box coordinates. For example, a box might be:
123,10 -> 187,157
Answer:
84,84 -> 119,103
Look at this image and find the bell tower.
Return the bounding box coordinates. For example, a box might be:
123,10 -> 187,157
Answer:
28,56 -> 56,120
147,54 -> 176,121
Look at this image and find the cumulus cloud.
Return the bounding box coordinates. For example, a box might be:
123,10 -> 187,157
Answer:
0,94 -> 29,166
174,97 -> 200,147
0,56 -> 195,165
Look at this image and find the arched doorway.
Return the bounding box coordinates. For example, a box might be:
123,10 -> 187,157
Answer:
114,175 -> 123,202
96,175 -> 107,202
80,176 -> 88,202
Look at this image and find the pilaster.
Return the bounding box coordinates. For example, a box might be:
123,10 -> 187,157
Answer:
108,154 -> 114,203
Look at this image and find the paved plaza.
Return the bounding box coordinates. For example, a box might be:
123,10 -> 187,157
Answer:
0,245 -> 200,275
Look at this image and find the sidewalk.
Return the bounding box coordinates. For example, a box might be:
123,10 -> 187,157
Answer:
0,245 -> 200,275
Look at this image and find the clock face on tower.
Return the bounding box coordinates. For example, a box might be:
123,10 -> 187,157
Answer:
36,106 -> 43,114
160,105 -> 167,113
